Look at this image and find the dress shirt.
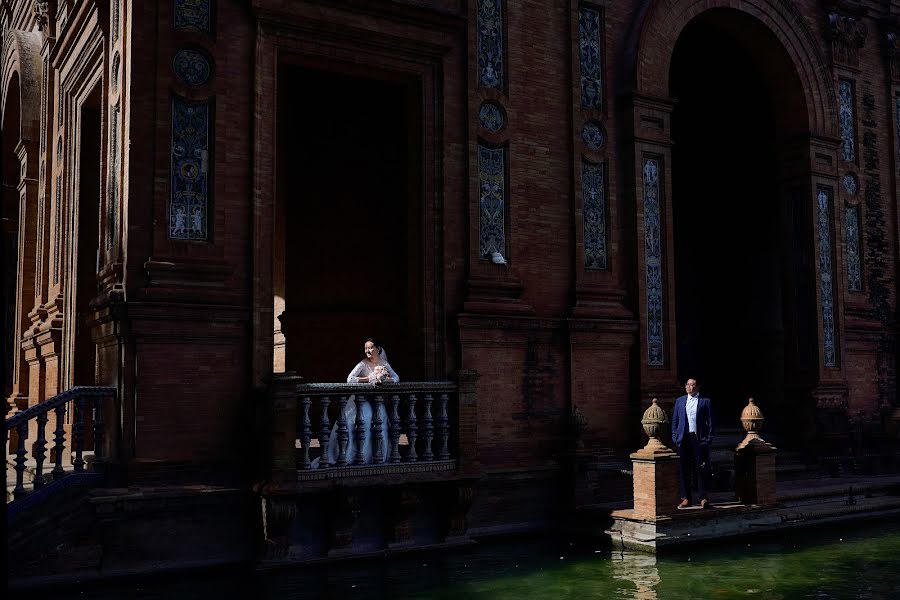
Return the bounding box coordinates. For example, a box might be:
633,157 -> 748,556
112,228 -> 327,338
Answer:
686,394 -> 698,434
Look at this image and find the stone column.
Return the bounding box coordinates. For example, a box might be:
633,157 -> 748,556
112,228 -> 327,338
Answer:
630,399 -> 679,519
266,373 -> 302,476
734,399 -> 777,507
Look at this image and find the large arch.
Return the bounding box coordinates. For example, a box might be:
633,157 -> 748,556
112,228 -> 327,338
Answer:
623,0 -> 845,440
2,30 -> 42,143
623,0 -> 836,138
2,30 -> 42,421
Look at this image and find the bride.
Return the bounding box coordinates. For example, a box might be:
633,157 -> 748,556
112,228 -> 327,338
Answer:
314,338 -> 398,468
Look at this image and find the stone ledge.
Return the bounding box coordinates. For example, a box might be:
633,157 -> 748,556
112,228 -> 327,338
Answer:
606,494 -> 900,553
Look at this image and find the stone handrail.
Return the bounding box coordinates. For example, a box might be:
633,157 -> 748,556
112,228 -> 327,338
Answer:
6,386 -> 116,503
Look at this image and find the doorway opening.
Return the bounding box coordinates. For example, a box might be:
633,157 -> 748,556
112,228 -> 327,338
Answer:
72,86 -> 102,388
275,65 -> 424,382
669,9 -> 816,438
2,72 -> 23,403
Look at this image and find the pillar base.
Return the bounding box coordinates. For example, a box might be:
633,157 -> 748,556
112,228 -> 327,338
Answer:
630,447 -> 680,519
734,434 -> 777,506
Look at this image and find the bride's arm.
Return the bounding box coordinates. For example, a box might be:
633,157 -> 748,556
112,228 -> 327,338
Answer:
347,362 -> 368,383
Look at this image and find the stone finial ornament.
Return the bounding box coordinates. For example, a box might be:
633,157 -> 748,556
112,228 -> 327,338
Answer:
639,398 -> 671,454
741,398 -> 764,435
737,398 -> 775,451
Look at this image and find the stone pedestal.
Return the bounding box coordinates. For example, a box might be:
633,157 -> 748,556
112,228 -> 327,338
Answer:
630,447 -> 680,519
734,436 -> 777,506
734,398 -> 777,507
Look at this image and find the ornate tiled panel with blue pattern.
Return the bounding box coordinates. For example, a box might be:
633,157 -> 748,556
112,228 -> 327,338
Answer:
478,144 -> 505,258
643,158 -> 663,366
845,204 -> 861,292
53,176 -> 61,284
477,0 -> 503,89
107,106 -> 120,249
579,6 -> 603,109
175,0 -> 211,33
173,49 -> 211,87
582,160 -> 606,270
170,98 -> 210,241
839,80 -> 855,162
817,189 -> 837,367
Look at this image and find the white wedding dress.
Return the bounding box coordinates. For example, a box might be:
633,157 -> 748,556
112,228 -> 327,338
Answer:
312,354 -> 398,468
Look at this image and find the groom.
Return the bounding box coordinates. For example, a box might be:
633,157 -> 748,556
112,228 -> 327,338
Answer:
671,378 -> 715,509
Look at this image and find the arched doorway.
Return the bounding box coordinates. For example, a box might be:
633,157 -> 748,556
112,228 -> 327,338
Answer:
668,9 -> 818,439
626,2 -> 841,448
2,71 -> 23,406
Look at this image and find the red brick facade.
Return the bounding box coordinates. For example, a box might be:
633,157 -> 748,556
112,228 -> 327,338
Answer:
3,0 -> 898,524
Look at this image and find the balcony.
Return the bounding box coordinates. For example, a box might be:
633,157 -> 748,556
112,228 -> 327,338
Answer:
256,371 -> 480,561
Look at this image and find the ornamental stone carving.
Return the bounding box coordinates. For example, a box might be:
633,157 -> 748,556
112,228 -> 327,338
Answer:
32,1 -> 54,33
827,12 -> 868,66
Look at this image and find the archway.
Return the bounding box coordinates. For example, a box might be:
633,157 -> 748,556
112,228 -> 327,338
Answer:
668,8 -> 817,439
2,71 -> 23,405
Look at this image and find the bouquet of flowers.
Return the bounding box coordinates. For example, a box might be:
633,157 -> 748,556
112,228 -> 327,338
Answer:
373,365 -> 389,384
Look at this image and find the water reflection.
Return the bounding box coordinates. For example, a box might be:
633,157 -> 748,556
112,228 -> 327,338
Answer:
611,551 -> 660,599
34,519 -> 900,599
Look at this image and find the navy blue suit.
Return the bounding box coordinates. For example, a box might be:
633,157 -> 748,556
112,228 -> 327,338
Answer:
671,394 -> 715,504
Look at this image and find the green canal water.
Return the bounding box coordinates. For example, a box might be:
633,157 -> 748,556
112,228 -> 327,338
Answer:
54,519 -> 900,599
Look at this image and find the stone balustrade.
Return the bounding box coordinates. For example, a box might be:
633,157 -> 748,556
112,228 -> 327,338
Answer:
266,372 -> 479,483
5,386 -> 116,504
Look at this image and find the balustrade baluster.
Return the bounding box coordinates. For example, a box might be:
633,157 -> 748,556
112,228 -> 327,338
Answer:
353,395 -> 367,465
406,394 -> 418,462
422,394 -> 434,461
372,394 -> 385,463
33,412 -> 49,488
389,394 -> 401,463
318,396 -> 331,468
52,405 -> 66,480
438,393 -> 450,460
299,396 -> 312,469
93,394 -> 105,463
73,397 -> 86,472
337,396 -> 349,467
13,422 -> 28,501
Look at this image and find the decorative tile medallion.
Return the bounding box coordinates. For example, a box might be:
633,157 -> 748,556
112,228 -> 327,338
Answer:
643,158 -> 664,366
844,204 -> 861,292
582,160 -> 607,270
478,144 -> 505,258
477,0 -> 503,89
816,189 -> 837,367
170,98 -> 210,240
173,48 -> 211,87
479,102 -> 505,133
578,6 -> 603,109
581,121 -> 605,151
841,172 -> 858,196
